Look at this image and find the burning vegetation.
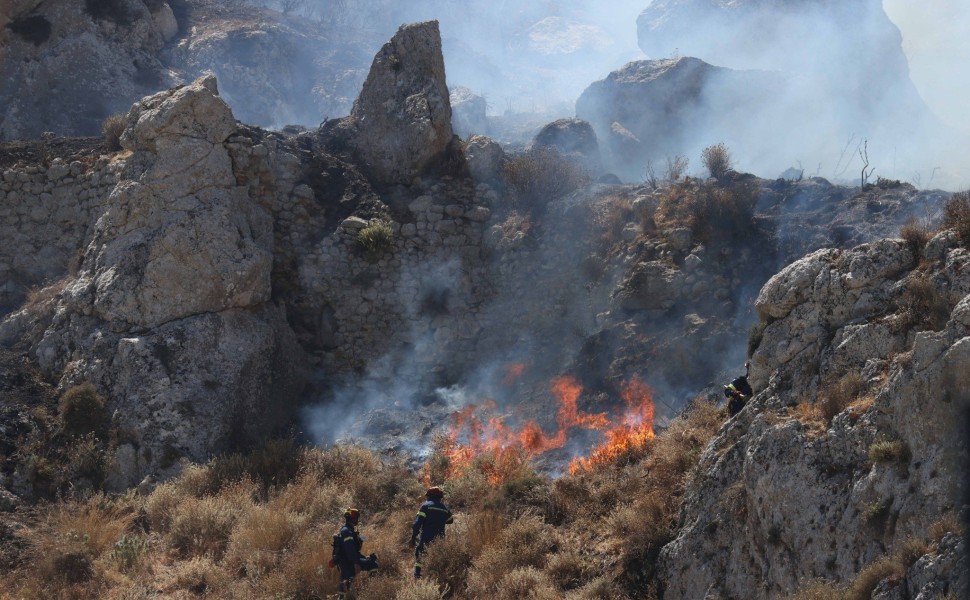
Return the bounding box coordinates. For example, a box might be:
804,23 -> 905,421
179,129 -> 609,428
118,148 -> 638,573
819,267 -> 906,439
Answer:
0,397 -> 725,599
422,366 -> 659,487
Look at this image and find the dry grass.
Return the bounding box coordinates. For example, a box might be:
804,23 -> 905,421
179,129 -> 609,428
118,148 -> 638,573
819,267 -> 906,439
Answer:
898,272 -> 950,333
843,555 -> 905,600
1,402 -> 728,600
101,115 -> 127,152
899,215 -> 933,257
503,147 -> 591,210
794,372 -> 865,431
24,277 -> 68,308
594,195 -> 635,252
655,179 -> 758,242
943,191 -> 970,246
868,437 -> 909,465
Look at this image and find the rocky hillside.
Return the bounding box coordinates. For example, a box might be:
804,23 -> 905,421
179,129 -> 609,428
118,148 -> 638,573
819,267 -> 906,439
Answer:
0,16 -> 965,600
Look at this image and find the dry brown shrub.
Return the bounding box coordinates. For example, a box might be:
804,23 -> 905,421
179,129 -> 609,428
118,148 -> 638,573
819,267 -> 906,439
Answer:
943,191 -> 970,246
609,493 -> 668,588
465,515 -> 554,596
701,142 -> 732,179
817,371 -> 864,423
144,481 -> 180,533
899,216 -> 933,257
894,537 -> 930,568
161,556 -> 231,596
260,525 -> 338,598
503,147 -> 591,210
929,512 -> 963,543
167,490 -> 250,559
655,180 -> 757,241
101,115 -> 127,151
25,277 -> 68,308
782,580 -> 843,600
225,505 -> 307,575
422,512 -> 503,593
389,578 -> 447,600
898,273 -> 950,332
268,475 -> 350,526
594,196 -> 634,252
843,556 -> 904,600
564,576 -> 626,600
545,550 -> 596,591
494,566 -> 559,600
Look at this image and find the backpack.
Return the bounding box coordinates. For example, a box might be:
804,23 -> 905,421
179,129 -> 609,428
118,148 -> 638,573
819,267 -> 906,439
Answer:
329,532 -> 343,568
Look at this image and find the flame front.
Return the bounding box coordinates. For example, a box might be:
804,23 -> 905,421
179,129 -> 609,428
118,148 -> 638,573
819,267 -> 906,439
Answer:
427,367 -> 658,484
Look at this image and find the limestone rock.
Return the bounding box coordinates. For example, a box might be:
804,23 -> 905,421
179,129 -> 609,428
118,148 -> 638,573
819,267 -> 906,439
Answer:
659,234 -> 970,599
464,135 -> 506,184
576,57 -> 783,181
450,86 -> 488,139
613,260 -> 685,311
529,118 -> 602,176
348,21 -> 453,185
84,76 -> 271,329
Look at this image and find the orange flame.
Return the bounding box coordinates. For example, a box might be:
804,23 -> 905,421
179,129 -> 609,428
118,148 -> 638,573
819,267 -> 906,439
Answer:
426,368 -> 658,485
568,376 -> 655,474
502,362 -> 529,386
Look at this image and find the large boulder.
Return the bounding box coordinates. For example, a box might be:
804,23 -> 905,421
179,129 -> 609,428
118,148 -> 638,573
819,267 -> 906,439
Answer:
576,57 -> 783,180
529,118 -> 602,176
4,76 -> 304,483
635,0 -> 934,151
348,20 -> 453,186
78,75 -> 272,329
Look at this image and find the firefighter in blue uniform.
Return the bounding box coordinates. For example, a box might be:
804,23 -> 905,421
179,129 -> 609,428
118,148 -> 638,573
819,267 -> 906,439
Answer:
333,507 -> 378,596
409,486 -> 453,578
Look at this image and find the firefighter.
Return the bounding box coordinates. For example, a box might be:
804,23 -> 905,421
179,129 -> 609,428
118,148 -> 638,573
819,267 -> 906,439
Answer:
723,361 -> 754,417
409,486 -> 453,578
332,507 -> 378,596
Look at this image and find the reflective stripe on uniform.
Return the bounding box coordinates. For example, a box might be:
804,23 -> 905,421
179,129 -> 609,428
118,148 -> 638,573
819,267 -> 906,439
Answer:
728,383 -> 737,392
343,537 -> 355,542
416,511 -> 427,517
427,506 -> 449,513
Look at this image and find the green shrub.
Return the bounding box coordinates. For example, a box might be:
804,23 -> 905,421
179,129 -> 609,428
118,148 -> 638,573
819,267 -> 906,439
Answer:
59,383 -> 109,439
356,220 -> 395,262
868,437 -> 909,465
503,147 -> 591,210
701,143 -> 732,179
102,114 -> 127,151
943,191 -> 970,246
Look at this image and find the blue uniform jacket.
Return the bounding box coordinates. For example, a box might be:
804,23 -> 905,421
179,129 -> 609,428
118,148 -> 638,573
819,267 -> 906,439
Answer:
411,499 -> 453,545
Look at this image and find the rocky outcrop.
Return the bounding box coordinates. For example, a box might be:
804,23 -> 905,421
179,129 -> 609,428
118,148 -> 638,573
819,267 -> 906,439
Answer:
343,21 -> 453,186
576,57 -> 783,181
658,234 -> 970,599
529,118 -> 602,176
1,76 -> 304,486
636,0 -> 924,128
0,0 -> 176,139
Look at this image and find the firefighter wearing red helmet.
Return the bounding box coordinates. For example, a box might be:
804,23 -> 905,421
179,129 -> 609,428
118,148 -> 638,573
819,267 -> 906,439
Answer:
331,507 -> 378,596
409,486 -> 454,578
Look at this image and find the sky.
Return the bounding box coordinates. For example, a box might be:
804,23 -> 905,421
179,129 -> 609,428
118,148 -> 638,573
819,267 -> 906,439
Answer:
883,0 -> 970,136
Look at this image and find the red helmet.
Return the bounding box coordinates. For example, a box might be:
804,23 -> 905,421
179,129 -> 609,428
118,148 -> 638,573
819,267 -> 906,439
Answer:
344,507 -> 360,522
426,486 -> 445,499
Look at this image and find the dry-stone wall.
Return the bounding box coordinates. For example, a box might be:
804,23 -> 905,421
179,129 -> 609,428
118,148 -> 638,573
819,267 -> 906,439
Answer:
0,158 -> 120,312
